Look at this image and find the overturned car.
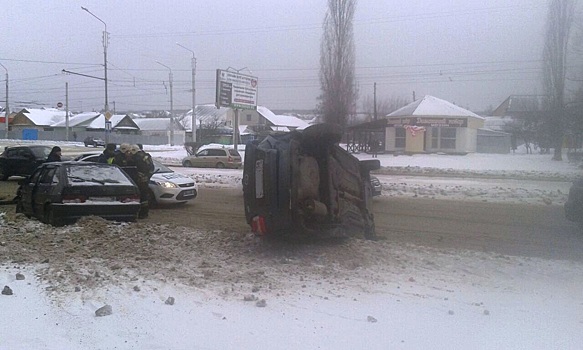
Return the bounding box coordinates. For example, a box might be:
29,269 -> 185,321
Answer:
243,123 -> 380,239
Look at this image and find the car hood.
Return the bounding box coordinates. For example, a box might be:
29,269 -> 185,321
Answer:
152,172 -> 196,186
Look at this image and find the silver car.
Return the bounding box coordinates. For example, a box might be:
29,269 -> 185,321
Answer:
182,147 -> 242,169
76,154 -> 197,205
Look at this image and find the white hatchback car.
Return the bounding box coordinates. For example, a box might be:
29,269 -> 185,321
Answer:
76,154 -> 197,205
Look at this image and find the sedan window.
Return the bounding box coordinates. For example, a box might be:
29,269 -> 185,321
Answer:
40,168 -> 57,184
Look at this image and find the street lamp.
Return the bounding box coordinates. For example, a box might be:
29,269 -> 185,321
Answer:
81,6 -> 110,142
156,61 -> 174,146
176,42 -> 197,142
0,62 -> 8,139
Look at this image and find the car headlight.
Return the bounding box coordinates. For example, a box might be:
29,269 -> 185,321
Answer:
155,181 -> 178,188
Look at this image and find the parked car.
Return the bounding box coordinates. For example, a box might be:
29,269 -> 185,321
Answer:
77,153 -> 197,205
84,137 -> 106,147
242,123 -> 380,239
15,162 -> 141,226
370,176 -> 382,197
182,147 -> 242,169
565,178 -> 583,225
0,145 -> 53,181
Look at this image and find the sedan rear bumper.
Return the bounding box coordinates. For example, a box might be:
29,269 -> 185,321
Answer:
52,203 -> 140,222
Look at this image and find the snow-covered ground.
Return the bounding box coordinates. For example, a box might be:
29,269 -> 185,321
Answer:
1,139 -> 583,350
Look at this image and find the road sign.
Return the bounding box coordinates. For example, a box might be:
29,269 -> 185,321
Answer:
105,120 -> 112,132
215,69 -> 258,110
57,102 -> 63,108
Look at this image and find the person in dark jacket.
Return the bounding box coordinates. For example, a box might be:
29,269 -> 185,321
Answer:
129,144 -> 154,219
47,146 -> 62,162
112,143 -> 134,167
97,143 -> 117,164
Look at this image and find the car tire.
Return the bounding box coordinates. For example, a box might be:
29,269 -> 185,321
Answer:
0,167 -> 9,181
148,189 -> 158,208
15,199 -> 23,214
183,160 -> 193,167
44,204 -> 64,227
216,162 -> 225,169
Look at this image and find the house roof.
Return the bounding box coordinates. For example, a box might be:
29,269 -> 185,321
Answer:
21,108 -> 68,126
257,106 -> 309,130
387,95 -> 484,119
85,114 -> 139,130
132,118 -> 183,131
182,104 -> 231,130
491,95 -> 546,117
52,112 -> 101,127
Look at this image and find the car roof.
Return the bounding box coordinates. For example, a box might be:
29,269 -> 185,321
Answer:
5,145 -> 52,149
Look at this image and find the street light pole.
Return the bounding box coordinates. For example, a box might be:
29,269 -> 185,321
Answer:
176,43 -> 197,142
156,61 -> 174,146
81,6 -> 110,142
0,62 -> 8,139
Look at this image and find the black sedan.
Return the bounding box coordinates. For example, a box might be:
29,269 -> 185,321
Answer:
0,145 -> 53,180
16,162 -> 141,226
84,137 -> 106,147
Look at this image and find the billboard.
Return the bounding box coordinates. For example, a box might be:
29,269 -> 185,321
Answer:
215,69 -> 258,110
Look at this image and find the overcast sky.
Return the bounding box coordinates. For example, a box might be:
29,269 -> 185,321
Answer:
1,0 -> 549,114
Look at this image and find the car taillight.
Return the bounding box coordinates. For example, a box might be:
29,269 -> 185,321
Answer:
228,156 -> 233,162
62,194 -> 87,203
118,194 -> 140,203
251,216 -> 267,235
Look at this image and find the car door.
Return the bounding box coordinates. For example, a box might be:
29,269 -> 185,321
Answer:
11,148 -> 31,175
33,166 -> 59,219
209,149 -> 225,167
195,149 -> 210,167
19,167 -> 43,217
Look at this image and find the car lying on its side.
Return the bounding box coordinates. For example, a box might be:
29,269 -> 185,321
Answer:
243,123 -> 380,239
15,162 -> 141,226
76,153 -> 198,205
0,145 -> 53,181
565,178 -> 583,226
182,147 -> 242,169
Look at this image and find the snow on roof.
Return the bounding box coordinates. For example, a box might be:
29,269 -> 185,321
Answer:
387,95 -> 484,119
23,108 -> 68,126
132,118 -> 173,131
52,112 -> 101,127
182,104 -> 231,130
257,106 -> 309,130
238,125 -> 254,135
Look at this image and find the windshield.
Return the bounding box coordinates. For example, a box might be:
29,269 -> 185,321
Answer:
31,146 -> 53,159
153,159 -> 172,173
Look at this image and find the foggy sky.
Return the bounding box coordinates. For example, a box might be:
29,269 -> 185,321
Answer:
0,0 -> 548,114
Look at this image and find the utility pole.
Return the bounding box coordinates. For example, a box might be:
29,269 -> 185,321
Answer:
65,82 -> 69,141
373,82 -> 377,121
1,62 -> 9,139
156,61 -> 174,146
176,43 -> 197,142
81,6 -> 110,142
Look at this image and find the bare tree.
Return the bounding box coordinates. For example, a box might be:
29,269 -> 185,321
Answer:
360,95 -> 408,119
543,0 -> 576,160
318,0 -> 358,129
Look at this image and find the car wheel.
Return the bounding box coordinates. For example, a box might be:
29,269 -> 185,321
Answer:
0,167 -> 9,181
15,199 -> 23,214
183,160 -> 193,167
216,162 -> 225,169
148,189 -> 158,208
44,204 -> 64,227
